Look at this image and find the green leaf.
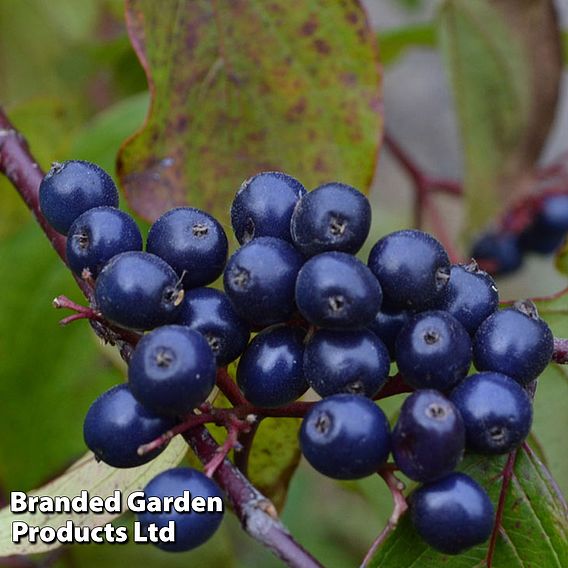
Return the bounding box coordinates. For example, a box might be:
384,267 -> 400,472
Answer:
0,437 -> 187,555
532,287 -> 568,337
118,0 -> 383,224
378,24 -> 436,66
369,446 -> 568,567
0,224 -> 123,491
247,418 -> 301,511
438,0 -> 562,236
555,238 -> 568,276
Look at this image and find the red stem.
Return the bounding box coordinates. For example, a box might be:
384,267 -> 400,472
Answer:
360,467 -> 409,567
485,450 -> 517,567
185,426 -> 324,568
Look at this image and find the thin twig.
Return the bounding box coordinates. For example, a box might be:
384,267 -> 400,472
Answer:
361,467 -> 409,567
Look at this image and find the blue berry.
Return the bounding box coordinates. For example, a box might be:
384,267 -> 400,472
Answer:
39,160 -> 119,235
300,394 -> 390,479
290,182 -> 371,256
538,193 -> 568,232
436,262 -> 499,335
519,195 -> 568,254
237,325 -> 307,407
128,325 -> 216,417
224,237 -> 303,327
473,301 -> 554,385
137,467 -> 224,552
147,207 -> 228,289
367,307 -> 412,360
450,372 -> 532,454
392,390 -> 465,482
368,230 -> 450,310
231,171 -> 306,243
471,231 -> 523,276
395,311 -> 472,390
83,384 -> 176,468
411,472 -> 494,555
95,251 -> 183,330
303,329 -> 390,398
66,206 -> 142,278
296,252 -> 382,329
177,288 -> 250,367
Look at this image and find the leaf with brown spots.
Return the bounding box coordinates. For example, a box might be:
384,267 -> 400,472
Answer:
119,0 -> 382,223
438,0 -> 562,236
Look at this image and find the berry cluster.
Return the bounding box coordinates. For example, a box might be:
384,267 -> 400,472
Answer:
471,191 -> 568,276
40,162 -> 554,556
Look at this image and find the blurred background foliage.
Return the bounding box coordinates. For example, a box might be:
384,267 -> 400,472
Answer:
0,0 -> 566,566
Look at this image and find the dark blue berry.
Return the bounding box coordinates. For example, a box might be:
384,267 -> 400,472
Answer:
177,288 -> 250,367
137,467 -> 224,552
296,252 -> 382,329
147,207 -> 228,289
231,171 -> 306,244
519,195 -> 568,254
368,230 -> 450,310
300,394 -> 390,479
128,325 -> 216,417
83,384 -> 176,468
473,301 -> 554,385
39,160 -> 119,235
303,329 -> 390,398
237,325 -> 307,407
392,390 -> 465,482
411,472 -> 494,554
223,237 -> 303,327
367,307 -> 412,360
290,182 -> 371,256
436,262 -> 499,335
471,231 -> 523,276
95,251 -> 184,330
450,372 -> 532,454
395,311 -> 472,390
66,206 -> 142,278
538,194 -> 568,233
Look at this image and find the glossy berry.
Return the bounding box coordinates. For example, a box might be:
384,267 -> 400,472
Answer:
411,472 -> 494,555
450,372 -> 532,454
237,325 -> 307,407
392,390 -> 465,482
300,394 -> 391,479
83,384 -> 176,468
137,467 -> 224,552
177,288 -> 250,366
473,302 -> 554,385
290,182 -> 371,256
395,311 -> 472,391
295,252 -> 382,329
128,325 -> 216,417
39,160 -> 119,235
224,237 -> 303,327
303,329 -> 390,398
147,207 -> 228,289
471,231 -> 523,276
436,262 -> 499,335
231,171 -> 306,243
66,206 -> 143,278
367,307 -> 412,360
95,251 -> 183,330
368,230 -> 450,310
